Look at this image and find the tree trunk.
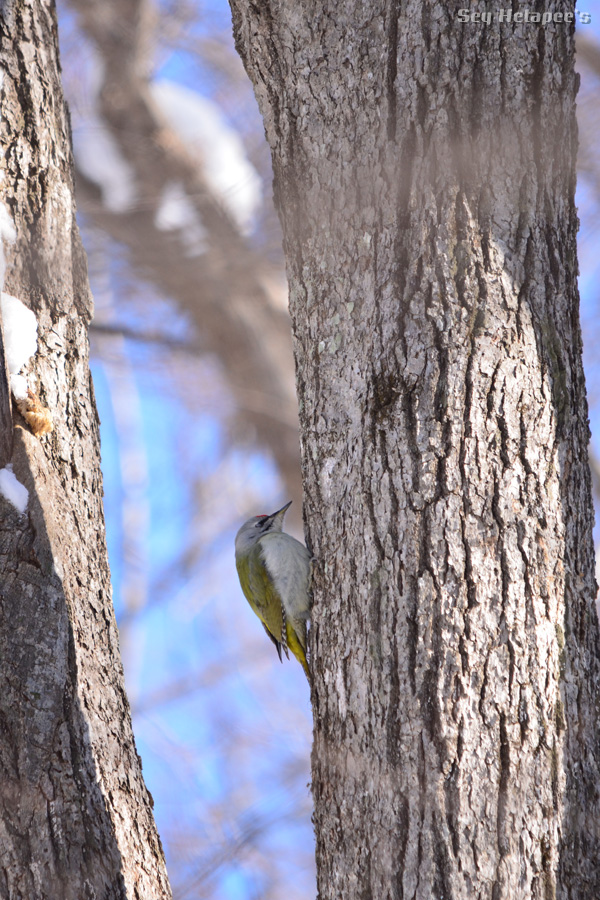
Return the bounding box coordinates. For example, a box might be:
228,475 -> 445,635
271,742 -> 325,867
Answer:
229,2 -> 600,898
0,2 -> 171,897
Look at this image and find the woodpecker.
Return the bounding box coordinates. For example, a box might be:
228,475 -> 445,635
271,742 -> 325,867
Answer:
235,501 -> 311,679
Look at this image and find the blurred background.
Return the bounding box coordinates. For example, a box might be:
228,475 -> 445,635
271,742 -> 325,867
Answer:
54,1 -> 600,898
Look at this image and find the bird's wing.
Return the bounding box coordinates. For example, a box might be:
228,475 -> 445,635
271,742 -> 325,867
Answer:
247,542 -> 288,657
259,533 -> 310,678
259,533 -> 311,622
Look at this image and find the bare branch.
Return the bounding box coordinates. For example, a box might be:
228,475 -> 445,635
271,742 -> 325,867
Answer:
65,0 -> 303,516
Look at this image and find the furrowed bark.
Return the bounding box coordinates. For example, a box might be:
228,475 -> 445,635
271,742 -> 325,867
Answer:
0,1 -> 171,896
229,2 -> 600,897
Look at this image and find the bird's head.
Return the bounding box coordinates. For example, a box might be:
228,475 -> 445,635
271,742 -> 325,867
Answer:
234,501 -> 292,556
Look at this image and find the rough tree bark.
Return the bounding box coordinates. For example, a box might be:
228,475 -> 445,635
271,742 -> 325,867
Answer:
0,2 -> 171,897
229,2 -> 600,898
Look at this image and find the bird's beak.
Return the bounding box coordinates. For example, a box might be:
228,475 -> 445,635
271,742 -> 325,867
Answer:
266,500 -> 292,525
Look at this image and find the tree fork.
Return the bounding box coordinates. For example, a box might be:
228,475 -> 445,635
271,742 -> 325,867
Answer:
229,2 -> 600,897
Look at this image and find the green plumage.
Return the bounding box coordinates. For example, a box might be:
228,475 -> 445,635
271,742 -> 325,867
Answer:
237,542 -> 285,650
235,502 -> 311,680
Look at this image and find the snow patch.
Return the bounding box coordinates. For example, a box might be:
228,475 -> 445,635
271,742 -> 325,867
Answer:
0,202 -> 16,291
155,180 -> 208,256
0,292 -> 37,374
73,120 -> 136,213
151,80 -> 261,234
0,204 -> 16,243
0,464 -> 28,514
9,373 -> 28,401
68,45 -> 136,214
